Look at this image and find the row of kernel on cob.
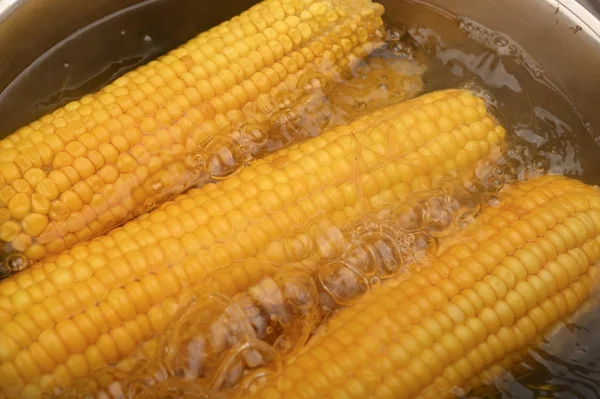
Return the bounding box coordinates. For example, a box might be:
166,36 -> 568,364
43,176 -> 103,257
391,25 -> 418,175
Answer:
0,0 -> 390,270
0,87 -> 508,399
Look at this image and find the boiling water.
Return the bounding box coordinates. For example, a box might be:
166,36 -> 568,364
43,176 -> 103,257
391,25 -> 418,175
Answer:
388,3 -> 600,398
1,0 -> 599,398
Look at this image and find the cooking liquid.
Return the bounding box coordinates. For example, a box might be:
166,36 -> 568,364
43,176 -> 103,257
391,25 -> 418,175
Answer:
389,2 -> 600,398
1,0 -> 599,398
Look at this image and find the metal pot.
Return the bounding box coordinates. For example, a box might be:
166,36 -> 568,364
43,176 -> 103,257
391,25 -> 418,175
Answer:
0,0 -> 599,136
0,0 -> 598,396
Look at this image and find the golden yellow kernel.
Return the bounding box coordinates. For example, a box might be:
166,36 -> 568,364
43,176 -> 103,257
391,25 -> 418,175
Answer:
7,193 -> 32,220
97,166 -> 119,184
49,201 -> 70,222
72,182 -> 93,204
22,213 -> 49,237
59,190 -> 84,212
65,353 -> 89,379
24,245 -> 46,261
46,238 -> 66,254
64,141 -> 87,158
12,233 -> 32,252
63,167 -> 82,187
0,220 -> 21,242
110,135 -> 130,153
11,179 -> 32,195
35,178 -> 60,200
0,162 -> 20,183
71,158 -> 94,179
0,209 -> 10,225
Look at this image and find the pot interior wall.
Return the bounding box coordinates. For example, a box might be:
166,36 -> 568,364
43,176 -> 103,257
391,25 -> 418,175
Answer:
0,0 -> 259,134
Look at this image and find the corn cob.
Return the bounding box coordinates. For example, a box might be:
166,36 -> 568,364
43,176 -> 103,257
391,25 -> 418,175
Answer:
0,89 -> 505,397
0,0 -> 387,270
249,175 -> 600,399
62,185 -> 480,399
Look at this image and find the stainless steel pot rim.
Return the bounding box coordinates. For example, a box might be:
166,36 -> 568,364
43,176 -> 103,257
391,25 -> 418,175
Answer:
557,0 -> 600,38
0,0 -> 20,22
1,0 -> 599,35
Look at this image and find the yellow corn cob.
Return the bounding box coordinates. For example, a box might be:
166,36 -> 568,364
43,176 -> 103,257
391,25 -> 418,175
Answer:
61,187 -> 481,399
0,0 -> 386,270
0,89 -> 505,398
249,175 -> 600,399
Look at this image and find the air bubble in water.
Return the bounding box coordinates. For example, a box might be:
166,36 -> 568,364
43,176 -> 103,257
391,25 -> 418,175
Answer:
240,269 -> 319,355
421,195 -> 457,237
63,63 -> 70,69
343,239 -> 378,277
151,180 -> 164,193
210,340 -> 279,392
298,71 -> 331,94
319,261 -> 370,305
458,20 -> 472,32
5,253 -> 27,273
533,155 -> 551,172
475,158 -> 509,193
493,36 -> 509,47
312,221 -> 345,260
143,35 -> 153,43
243,124 -> 268,148
503,157 -> 522,183
142,200 -> 157,214
450,186 -> 480,226
353,101 -> 368,112
274,272 -> 319,351
239,367 -> 278,398
274,91 -> 297,111
361,231 -> 404,278
390,41 -> 413,57
414,231 -> 435,253
396,203 -> 427,232
370,276 -> 381,287
229,123 -> 268,154
269,108 -> 301,141
386,27 -> 405,41
159,294 -> 253,383
197,136 -> 245,180
458,80 -> 497,105
276,233 -> 314,261
69,367 -> 132,399
374,26 -> 387,41
123,361 -> 163,398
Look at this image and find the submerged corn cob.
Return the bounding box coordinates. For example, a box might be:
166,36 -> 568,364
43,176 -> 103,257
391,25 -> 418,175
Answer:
0,0 -> 386,270
66,189 -> 480,398
250,175 -> 600,399
0,89 -> 505,397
